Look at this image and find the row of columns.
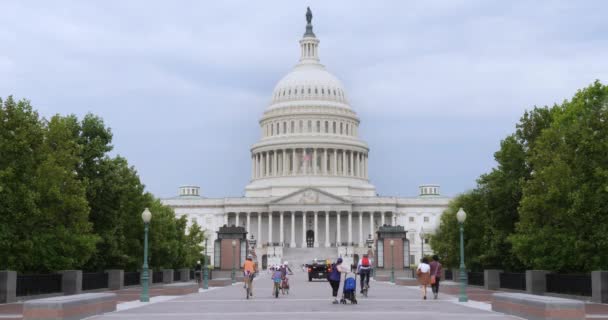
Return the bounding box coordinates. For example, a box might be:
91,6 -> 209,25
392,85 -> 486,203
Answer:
251,148 -> 368,179
229,211 -> 391,248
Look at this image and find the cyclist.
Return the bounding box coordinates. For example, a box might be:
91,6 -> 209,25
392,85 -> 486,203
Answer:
242,255 -> 256,297
357,254 -> 372,294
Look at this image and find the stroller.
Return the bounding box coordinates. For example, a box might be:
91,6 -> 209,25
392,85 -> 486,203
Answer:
340,272 -> 358,304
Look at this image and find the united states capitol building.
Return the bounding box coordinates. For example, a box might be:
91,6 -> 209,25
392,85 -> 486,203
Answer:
162,9 -> 451,268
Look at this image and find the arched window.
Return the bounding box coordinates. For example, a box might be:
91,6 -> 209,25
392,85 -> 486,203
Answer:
308,88 -> 311,94
325,121 -> 329,133
340,123 -> 343,134
307,120 -> 312,132
333,122 -> 336,133
315,88 -> 318,94
321,88 -> 324,95
316,120 -> 320,133
346,123 -> 350,135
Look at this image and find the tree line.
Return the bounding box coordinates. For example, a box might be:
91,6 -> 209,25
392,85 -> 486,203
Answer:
431,81 -> 608,273
0,96 -> 205,273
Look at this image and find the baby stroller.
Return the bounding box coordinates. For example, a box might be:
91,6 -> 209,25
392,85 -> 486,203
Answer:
281,276 -> 289,295
340,272 -> 358,304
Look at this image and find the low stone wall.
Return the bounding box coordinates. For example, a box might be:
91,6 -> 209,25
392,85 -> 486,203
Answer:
492,292 -> 585,320
23,292 -> 116,320
208,278 -> 233,287
161,283 -> 198,295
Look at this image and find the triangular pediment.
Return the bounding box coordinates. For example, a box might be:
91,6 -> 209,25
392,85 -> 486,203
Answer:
269,188 -> 350,205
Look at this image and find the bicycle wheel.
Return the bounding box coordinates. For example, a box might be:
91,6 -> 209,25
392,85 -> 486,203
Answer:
275,284 -> 279,298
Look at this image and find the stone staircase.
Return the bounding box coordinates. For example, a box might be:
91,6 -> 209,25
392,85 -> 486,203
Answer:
281,247 -> 338,269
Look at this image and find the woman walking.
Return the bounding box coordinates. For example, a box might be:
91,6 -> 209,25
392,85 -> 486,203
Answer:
429,255 -> 442,299
328,258 -> 347,304
417,257 -> 431,300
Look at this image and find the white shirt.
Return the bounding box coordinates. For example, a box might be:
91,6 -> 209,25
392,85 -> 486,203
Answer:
417,262 -> 430,273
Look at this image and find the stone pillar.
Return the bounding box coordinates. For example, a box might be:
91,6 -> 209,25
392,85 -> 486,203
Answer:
235,212 -> 239,228
369,212 -> 374,235
283,149 -> 288,175
279,212 -> 284,245
265,152 -> 269,177
525,270 -> 550,295
290,212 -> 296,248
0,270 -> 16,303
162,269 -> 173,284
268,212 -> 273,244
325,212 -> 330,247
60,270 -> 82,295
105,269 -> 124,291
484,269 -> 502,290
257,213 -> 262,248
348,211 -> 353,244
313,148 -> 318,174
342,150 -> 347,176
246,212 -> 251,232
292,149 -> 297,175
251,155 -> 255,179
336,212 -> 341,245
302,213 -> 307,248
179,268 -> 189,282
258,153 -> 262,178
314,212 -> 319,248
333,150 -> 338,175
273,151 -> 278,176
592,271 -> 608,303
349,151 -> 354,176
358,212 -> 364,247
323,148 -> 327,174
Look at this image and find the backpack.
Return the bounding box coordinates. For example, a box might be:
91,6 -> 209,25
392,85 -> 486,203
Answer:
328,263 -> 341,281
344,277 -> 356,291
361,257 -> 370,267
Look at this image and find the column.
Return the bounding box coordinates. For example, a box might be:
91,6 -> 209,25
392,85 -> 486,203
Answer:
257,213 -> 262,248
349,151 -> 354,176
358,212 -> 363,247
301,213 -> 307,248
235,212 -> 239,228
381,212 -> 385,226
364,154 -> 368,178
313,148 -> 318,174
342,150 -> 347,176
314,212 -> 319,247
246,213 -> 251,232
279,212 -> 284,245
369,212 -> 374,236
325,212 -> 330,247
323,148 -> 328,175
357,152 -> 361,177
283,149 -> 288,175
348,211 -> 352,244
268,212 -> 273,244
251,155 -> 255,179
336,212 -> 341,245
265,152 -> 269,177
290,212 -> 296,248
292,148 -> 297,175
273,151 -> 278,176
333,150 -> 338,175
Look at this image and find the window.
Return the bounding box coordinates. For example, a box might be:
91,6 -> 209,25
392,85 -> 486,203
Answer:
424,238 -> 429,244
307,120 -> 312,132
325,121 -> 328,133
409,217 -> 414,222
299,120 -> 303,133
340,123 -> 343,134
316,121 -> 320,133
333,122 -> 336,133
424,217 -> 429,223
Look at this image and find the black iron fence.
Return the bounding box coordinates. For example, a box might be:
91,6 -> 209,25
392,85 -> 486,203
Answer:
123,272 -> 140,286
16,274 -> 62,297
467,272 -> 484,286
546,273 -> 591,296
152,271 -> 164,283
500,272 -> 526,291
82,272 -> 109,291
445,269 -> 453,280
173,271 -> 181,282
190,270 -> 195,280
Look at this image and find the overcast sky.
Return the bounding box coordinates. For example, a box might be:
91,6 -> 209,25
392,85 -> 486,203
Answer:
2,1 -> 607,199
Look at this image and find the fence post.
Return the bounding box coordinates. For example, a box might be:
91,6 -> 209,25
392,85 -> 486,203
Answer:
484,269 -> 502,290
525,270 -> 549,295
592,271 -> 608,303
179,269 -> 190,282
162,269 -> 173,284
60,270 -> 82,295
105,270 -> 124,291
0,270 -> 17,303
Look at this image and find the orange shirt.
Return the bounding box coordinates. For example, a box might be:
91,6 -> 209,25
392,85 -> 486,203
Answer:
243,260 -> 256,273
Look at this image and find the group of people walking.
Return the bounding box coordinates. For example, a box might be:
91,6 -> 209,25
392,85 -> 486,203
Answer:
416,255 -> 442,300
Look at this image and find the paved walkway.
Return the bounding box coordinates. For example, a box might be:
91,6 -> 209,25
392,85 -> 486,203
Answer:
89,271 -> 521,320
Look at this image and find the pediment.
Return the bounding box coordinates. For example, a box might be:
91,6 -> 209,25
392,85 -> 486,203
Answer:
269,188 -> 350,205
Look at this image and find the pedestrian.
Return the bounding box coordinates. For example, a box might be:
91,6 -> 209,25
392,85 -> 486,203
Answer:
417,257 -> 431,300
429,255 -> 442,299
328,257 -> 347,304
195,260 -> 202,284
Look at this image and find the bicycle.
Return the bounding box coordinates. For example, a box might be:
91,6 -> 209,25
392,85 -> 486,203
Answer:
244,273 -> 254,299
361,283 -> 369,297
273,279 -> 281,298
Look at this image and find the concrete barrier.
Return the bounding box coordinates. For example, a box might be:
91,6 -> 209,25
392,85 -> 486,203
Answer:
23,292 -> 116,320
492,292 -> 585,320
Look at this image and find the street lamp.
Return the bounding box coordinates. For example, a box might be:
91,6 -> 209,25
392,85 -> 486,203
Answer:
419,227 -> 425,261
389,239 -> 395,283
456,208 -> 468,302
231,240 -> 237,284
203,237 -> 209,289
140,208 -> 152,302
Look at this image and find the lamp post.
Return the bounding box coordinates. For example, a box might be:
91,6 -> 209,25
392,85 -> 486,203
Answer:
203,237 -> 209,289
231,240 -> 237,284
456,208 -> 468,302
140,208 -> 152,302
389,239 -> 395,284
419,227 -> 425,261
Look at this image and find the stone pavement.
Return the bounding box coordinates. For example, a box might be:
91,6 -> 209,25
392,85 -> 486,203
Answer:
88,271 -> 521,320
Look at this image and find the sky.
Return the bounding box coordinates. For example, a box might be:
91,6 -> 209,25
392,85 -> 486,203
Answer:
1,1 -> 607,199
